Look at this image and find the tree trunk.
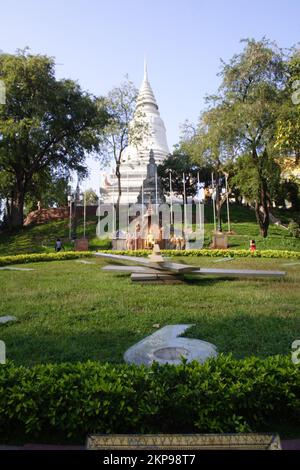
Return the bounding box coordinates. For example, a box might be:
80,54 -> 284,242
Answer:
254,181 -> 270,238
252,148 -> 270,238
116,163 -> 122,206
9,191 -> 25,228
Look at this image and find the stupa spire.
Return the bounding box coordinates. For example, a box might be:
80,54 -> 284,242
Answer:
137,62 -> 158,110
144,58 -> 148,81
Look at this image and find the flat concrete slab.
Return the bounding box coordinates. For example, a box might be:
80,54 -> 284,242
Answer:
97,246 -> 286,282
213,257 -> 234,263
75,260 -> 96,265
0,315 -> 17,324
0,267 -> 34,271
281,261 -> 300,266
193,268 -> 285,277
124,324 -> 217,366
131,273 -> 183,283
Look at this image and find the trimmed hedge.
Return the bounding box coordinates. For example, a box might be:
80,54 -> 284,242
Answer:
101,248 -> 300,259
0,248 -> 299,267
0,355 -> 299,441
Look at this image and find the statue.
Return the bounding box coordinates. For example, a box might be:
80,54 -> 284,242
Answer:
137,149 -> 166,205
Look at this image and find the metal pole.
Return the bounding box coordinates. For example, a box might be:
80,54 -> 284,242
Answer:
197,172 -> 202,232
169,170 -> 173,225
155,170 -> 158,215
183,172 -> 186,236
211,172 -> 217,232
225,173 -> 231,232
83,191 -> 86,239
127,170 -> 129,233
98,179 -> 101,237
127,170 -> 129,204
69,197 -> 72,240
142,181 -> 144,219
112,175 -> 115,235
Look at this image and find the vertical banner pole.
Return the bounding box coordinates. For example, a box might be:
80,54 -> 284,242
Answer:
183,172 -> 186,236
112,175 -> 115,235
212,172 -> 216,232
155,170 -> 158,215
225,173 -> 231,232
197,172 -> 202,232
142,181 -> 144,219
98,177 -> 101,238
83,191 -> 86,239
127,171 -> 129,233
169,171 -> 173,225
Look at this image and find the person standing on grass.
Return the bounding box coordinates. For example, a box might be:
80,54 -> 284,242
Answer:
55,238 -> 63,252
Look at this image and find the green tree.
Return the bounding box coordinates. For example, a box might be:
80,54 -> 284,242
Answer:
181,110 -> 236,232
24,171 -> 70,213
182,39 -> 287,237
98,77 -> 147,207
231,153 -> 281,210
83,188 -> 98,205
275,52 -> 300,162
0,50 -> 107,228
158,148 -> 210,201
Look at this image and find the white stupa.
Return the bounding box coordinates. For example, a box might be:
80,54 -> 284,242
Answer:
103,63 -> 170,203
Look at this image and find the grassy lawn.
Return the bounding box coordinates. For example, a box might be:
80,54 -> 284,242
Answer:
1,203 -> 300,255
0,256 -> 299,366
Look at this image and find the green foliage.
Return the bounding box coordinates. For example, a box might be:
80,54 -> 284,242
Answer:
0,356 -> 298,441
83,189 -> 98,205
288,221 -> 300,238
0,49 -> 107,227
182,38 -> 289,237
157,149 -> 208,200
99,77 -> 146,203
275,53 -> 300,158
1,202 -> 300,255
25,174 -> 70,213
101,249 -> 300,259
0,248 -> 299,267
232,153 -> 281,208
0,251 -> 92,266
275,179 -> 300,211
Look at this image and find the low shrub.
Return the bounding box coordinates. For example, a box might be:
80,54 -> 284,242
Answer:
0,248 -> 299,267
0,355 -> 299,441
0,251 -> 92,267
288,221 -> 300,238
101,248 -> 300,259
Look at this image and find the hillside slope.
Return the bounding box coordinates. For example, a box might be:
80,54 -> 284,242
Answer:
0,203 -> 299,255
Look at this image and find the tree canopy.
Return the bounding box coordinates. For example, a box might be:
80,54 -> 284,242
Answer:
181,38 -> 291,237
98,77 -> 147,205
275,52 -> 300,163
0,50 -> 107,228
158,148 -> 211,201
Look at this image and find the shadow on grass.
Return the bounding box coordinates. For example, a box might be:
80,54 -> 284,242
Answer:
183,276 -> 237,286
4,308 -> 298,366
184,313 -> 299,359
4,328 -> 142,366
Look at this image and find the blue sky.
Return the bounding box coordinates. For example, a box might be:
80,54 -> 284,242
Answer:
1,0 -> 299,191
